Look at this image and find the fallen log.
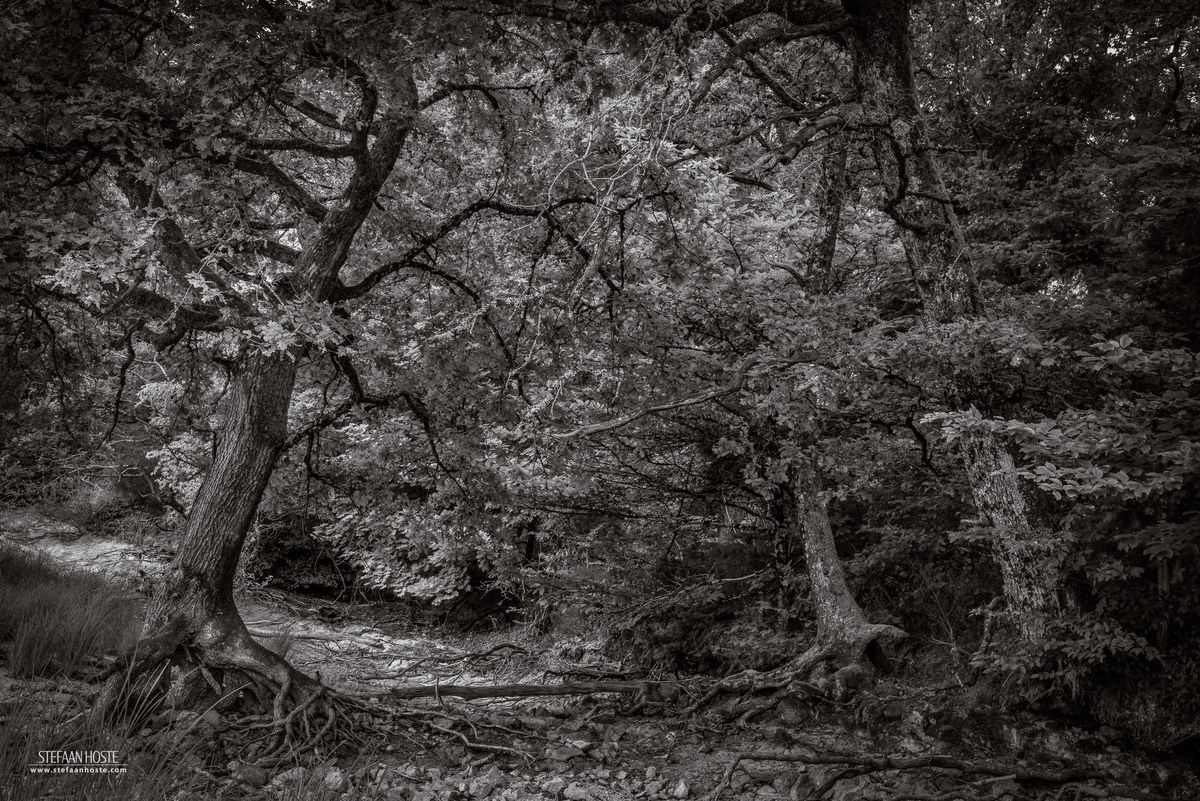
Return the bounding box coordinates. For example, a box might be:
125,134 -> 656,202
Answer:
388,679 -> 675,701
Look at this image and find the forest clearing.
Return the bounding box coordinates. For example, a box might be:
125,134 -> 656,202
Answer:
1,1 -> 1197,799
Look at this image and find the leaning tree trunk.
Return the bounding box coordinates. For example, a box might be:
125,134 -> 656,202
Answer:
713,448 -> 903,721
95,74 -> 418,746
843,0 -> 1063,644
144,350 -> 300,670
791,140 -> 901,669
763,133 -> 902,684
92,351 -> 314,725
791,451 -> 902,669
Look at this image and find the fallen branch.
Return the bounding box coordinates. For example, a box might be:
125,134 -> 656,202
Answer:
388,679 -> 677,701
366,643 -> 531,680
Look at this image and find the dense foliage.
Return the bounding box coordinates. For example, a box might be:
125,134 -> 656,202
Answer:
1,0 -> 1197,748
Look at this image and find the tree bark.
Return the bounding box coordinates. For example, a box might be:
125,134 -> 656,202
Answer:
142,351 -> 298,655
843,0 -> 1062,643
961,433 -> 1061,644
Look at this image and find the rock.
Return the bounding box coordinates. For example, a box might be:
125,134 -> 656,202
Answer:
386,789 -> 411,801
772,772 -> 796,794
271,766 -> 310,787
545,745 -> 585,762
672,779 -> 689,798
645,766 -> 658,780
830,775 -> 870,801
563,783 -> 589,801
468,767 -> 504,798
646,780 -> 665,795
778,697 -> 806,726
323,767 -> 348,791
35,690 -> 74,706
541,777 -> 567,795
197,709 -> 222,730
149,710 -> 175,731
235,764 -> 268,788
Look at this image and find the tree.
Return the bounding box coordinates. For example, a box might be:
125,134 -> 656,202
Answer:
838,0 -> 1064,645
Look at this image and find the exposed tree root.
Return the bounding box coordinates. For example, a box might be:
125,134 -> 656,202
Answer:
703,746 -> 1163,801
685,622 -> 905,723
92,618 -> 375,767
94,615 -> 672,769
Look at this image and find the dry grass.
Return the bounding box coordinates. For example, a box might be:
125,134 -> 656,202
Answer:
0,545 -> 401,800
0,692 -> 199,801
0,544 -> 142,678
0,545 -> 192,800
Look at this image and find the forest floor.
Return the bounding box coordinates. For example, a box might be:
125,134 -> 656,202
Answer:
0,508 -> 1193,801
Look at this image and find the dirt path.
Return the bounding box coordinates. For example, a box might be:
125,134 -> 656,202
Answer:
2,509 -> 1177,801
0,509 -> 514,692
0,509 -> 771,800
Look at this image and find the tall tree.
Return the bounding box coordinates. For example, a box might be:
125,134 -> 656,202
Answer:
841,0 -> 1063,644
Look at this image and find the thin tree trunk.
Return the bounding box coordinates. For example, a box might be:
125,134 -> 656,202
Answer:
773,135 -> 895,665
812,137 -> 848,293
843,0 -> 1061,643
792,454 -> 871,643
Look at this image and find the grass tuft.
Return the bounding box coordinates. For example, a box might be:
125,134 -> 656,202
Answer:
0,543 -> 142,678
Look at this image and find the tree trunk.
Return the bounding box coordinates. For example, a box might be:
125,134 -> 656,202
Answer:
812,137 -> 848,293
961,432 -> 1061,643
96,73 -> 419,732
844,0 -> 1062,643
842,0 -> 982,321
791,451 -> 898,664
144,350 -> 298,658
